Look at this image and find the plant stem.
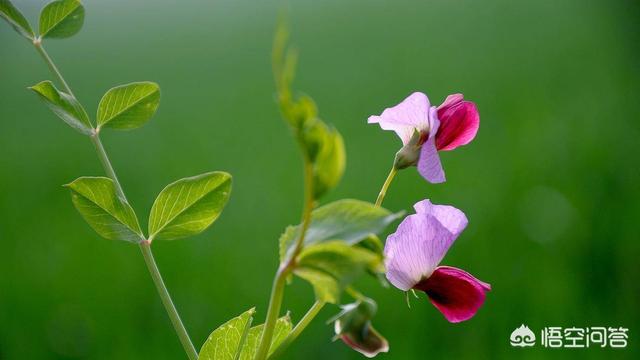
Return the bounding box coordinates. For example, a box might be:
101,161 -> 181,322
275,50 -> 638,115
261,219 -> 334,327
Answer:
291,161 -> 315,255
268,301 -> 325,359
33,40 -> 75,98
90,134 -> 127,201
31,39 -> 197,359
375,165 -> 397,207
141,243 -> 199,360
255,161 -> 314,360
255,267 -> 287,359
345,286 -> 365,301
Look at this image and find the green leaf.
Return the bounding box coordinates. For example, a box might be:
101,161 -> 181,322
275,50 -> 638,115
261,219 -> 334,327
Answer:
97,82 -> 160,130
199,308 -> 255,360
65,177 -> 144,243
279,199 -> 403,261
309,123 -> 346,199
282,94 -> 315,130
272,18 -> 296,101
272,19 -> 319,131
294,241 -> 381,304
148,172 -> 232,241
298,114 -> 323,162
238,315 -> 292,360
357,235 -> 387,284
29,80 -> 93,135
39,0 -> 84,39
357,234 -> 384,257
0,0 -> 35,40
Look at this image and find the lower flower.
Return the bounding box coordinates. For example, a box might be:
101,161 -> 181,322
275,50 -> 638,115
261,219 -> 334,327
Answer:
384,199 -> 491,322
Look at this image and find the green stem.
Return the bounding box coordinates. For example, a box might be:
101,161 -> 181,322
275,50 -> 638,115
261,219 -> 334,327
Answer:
33,40 -> 75,98
345,286 -> 365,301
375,165 -> 397,207
269,301 -> 325,359
255,162 -> 314,360
291,162 -> 315,255
32,39 -> 197,360
90,134 -> 127,201
141,243 -> 198,360
255,267 -> 287,359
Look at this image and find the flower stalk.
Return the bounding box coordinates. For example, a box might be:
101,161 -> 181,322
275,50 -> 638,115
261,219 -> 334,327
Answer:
375,165 -> 397,207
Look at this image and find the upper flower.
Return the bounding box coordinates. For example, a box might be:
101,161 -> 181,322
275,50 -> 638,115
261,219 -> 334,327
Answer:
368,92 -> 479,183
383,199 -> 490,322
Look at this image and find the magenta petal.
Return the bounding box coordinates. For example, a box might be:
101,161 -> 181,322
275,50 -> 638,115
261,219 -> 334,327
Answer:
414,266 -> 491,323
368,92 -> 431,145
436,96 -> 479,151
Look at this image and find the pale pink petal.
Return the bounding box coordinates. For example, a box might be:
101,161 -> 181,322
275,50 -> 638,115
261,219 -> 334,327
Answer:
384,214 -> 437,290
384,200 -> 468,291
412,200 -> 467,271
368,92 -> 431,145
414,266 -> 491,323
417,137 -> 445,183
367,120 -> 415,146
417,107 -> 446,183
413,199 -> 468,243
436,94 -> 479,151
437,94 -> 464,111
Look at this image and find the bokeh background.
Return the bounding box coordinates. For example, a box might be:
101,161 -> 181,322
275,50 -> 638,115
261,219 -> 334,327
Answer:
1,0 -> 639,359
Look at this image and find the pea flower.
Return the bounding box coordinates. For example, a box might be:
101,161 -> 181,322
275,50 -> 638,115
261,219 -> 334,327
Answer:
368,92 -> 479,183
384,199 -> 490,322
330,298 -> 389,358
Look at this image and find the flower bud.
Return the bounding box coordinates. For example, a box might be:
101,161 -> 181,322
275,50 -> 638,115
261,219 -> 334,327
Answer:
330,298 -> 389,358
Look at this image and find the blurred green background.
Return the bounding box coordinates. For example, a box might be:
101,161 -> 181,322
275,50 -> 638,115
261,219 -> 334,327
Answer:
1,0 -> 639,359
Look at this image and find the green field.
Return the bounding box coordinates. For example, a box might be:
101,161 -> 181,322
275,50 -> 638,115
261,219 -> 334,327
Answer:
1,0 -> 638,358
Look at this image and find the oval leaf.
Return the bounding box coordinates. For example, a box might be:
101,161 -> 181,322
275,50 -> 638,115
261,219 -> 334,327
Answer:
30,80 -> 93,135
238,315 -> 292,360
39,0 -> 84,39
294,241 -> 381,304
0,0 -> 34,39
97,82 -> 160,130
279,199 -> 403,261
148,172 -> 232,241
65,177 -> 144,243
199,308 -> 255,360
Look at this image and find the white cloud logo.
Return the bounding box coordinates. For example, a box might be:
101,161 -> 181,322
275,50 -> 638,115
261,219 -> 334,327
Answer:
510,324 -> 536,347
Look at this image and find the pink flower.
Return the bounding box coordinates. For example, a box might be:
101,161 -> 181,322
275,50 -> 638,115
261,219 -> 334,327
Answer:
368,92 -> 479,183
384,199 -> 490,322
